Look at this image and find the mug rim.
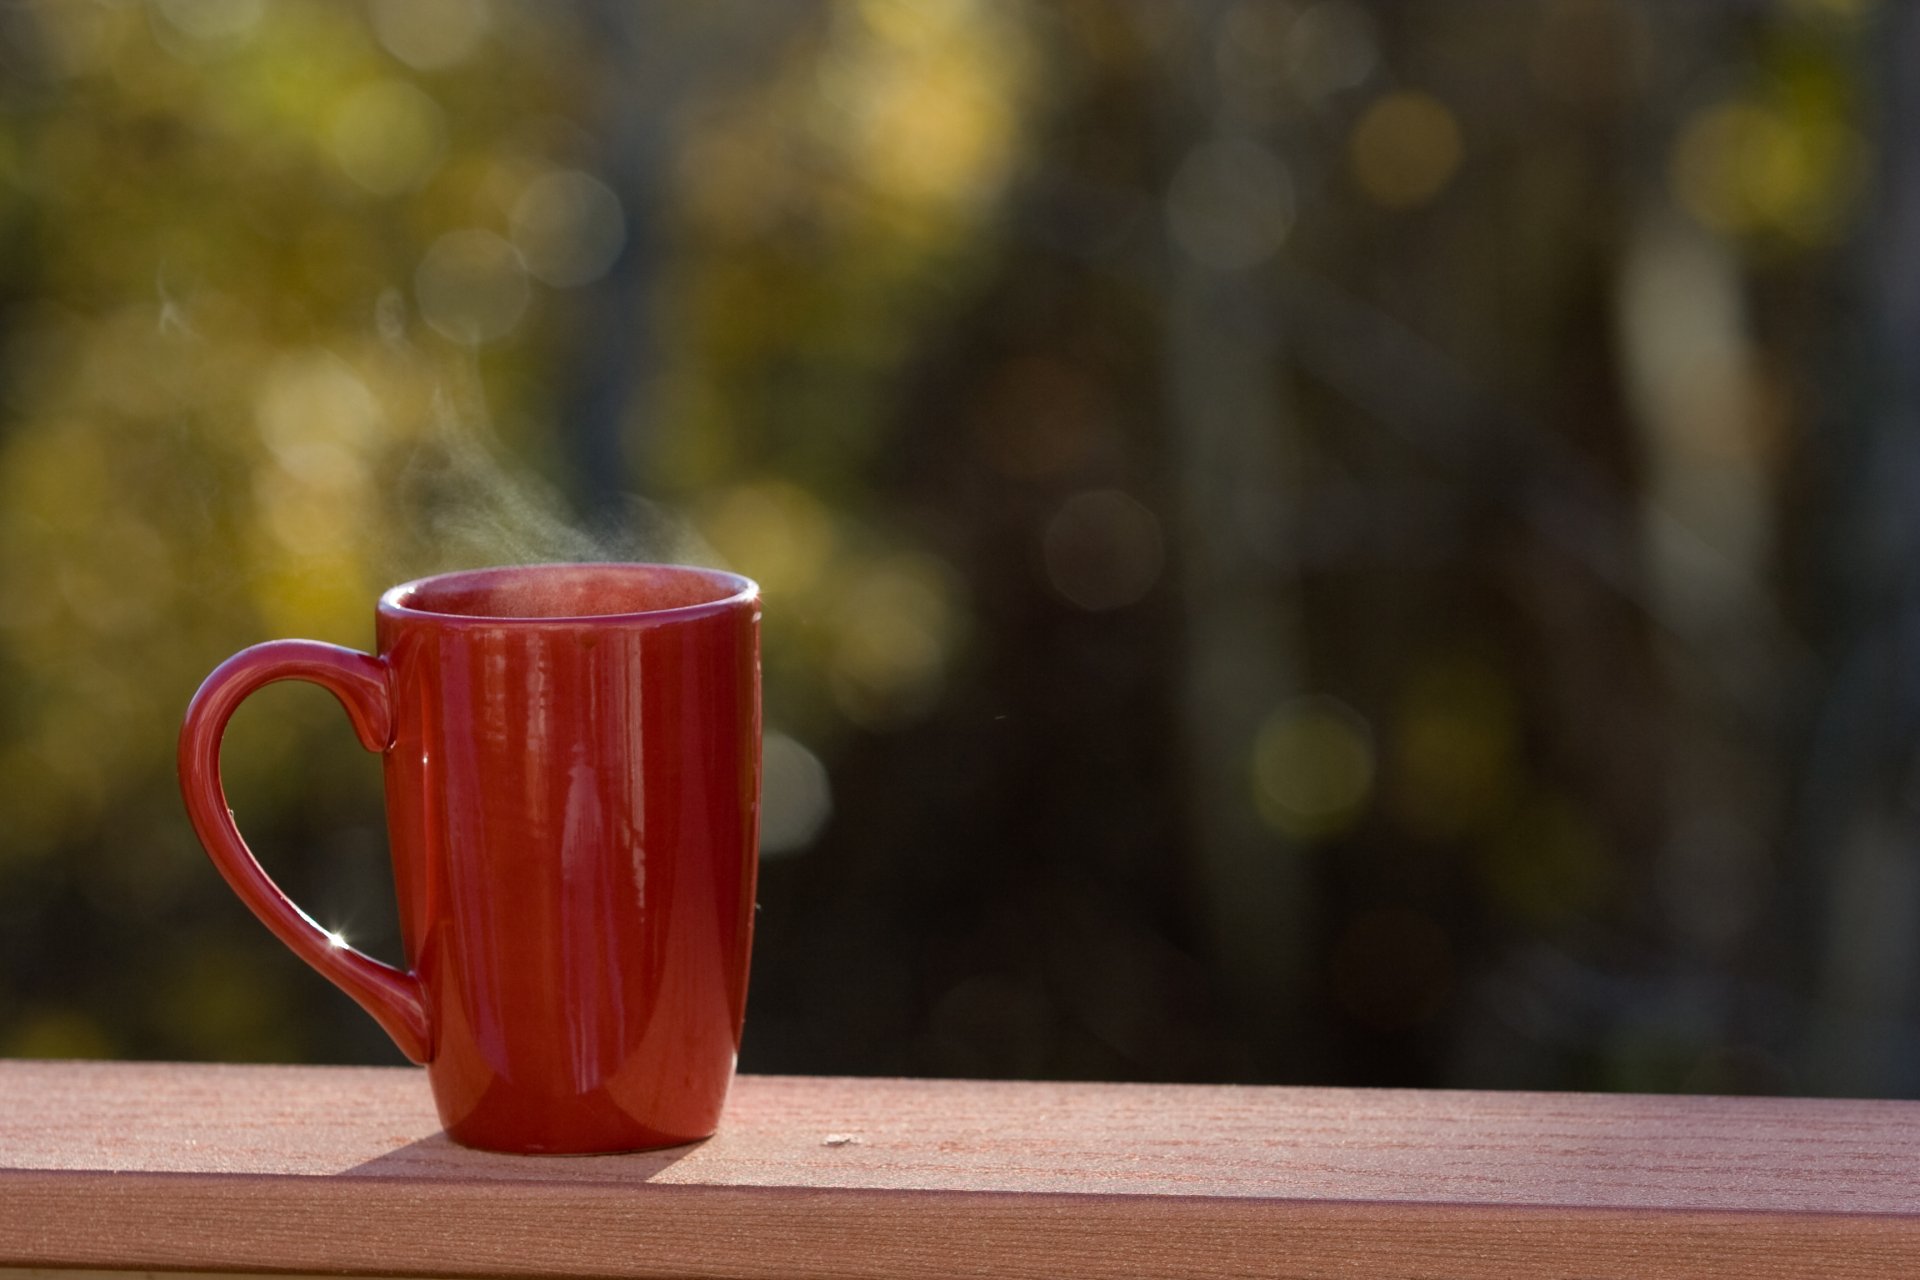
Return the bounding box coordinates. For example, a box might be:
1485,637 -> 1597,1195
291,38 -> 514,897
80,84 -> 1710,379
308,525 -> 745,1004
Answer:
378,562 -> 759,626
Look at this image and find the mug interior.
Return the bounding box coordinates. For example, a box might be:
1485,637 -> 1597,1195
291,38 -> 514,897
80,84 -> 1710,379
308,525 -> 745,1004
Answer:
383,563 -> 753,621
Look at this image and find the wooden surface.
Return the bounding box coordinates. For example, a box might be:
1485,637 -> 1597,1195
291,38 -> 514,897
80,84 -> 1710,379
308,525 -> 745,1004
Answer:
3,1060 -> 1920,1278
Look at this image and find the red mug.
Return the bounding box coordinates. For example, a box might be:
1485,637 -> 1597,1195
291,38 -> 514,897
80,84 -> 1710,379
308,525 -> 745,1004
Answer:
179,563 -> 761,1154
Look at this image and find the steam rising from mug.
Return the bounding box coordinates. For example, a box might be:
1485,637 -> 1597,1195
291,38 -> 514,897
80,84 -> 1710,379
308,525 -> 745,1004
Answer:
389,363 -> 703,576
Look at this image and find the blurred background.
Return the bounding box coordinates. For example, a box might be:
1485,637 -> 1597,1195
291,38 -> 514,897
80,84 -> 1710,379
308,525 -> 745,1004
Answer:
1,0 -> 1914,1097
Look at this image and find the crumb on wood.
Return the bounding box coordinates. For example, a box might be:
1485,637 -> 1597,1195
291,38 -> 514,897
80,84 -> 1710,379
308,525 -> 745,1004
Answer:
823,1132 -> 861,1147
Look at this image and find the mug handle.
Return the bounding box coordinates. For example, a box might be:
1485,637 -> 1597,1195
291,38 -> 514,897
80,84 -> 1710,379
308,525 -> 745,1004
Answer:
178,640 -> 432,1065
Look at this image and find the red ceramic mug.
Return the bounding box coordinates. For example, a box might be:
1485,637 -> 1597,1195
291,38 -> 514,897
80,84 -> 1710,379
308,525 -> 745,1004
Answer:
179,563 -> 761,1154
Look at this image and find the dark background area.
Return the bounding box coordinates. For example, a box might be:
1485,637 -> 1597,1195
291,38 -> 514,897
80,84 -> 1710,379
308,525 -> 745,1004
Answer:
2,0 -> 1916,1099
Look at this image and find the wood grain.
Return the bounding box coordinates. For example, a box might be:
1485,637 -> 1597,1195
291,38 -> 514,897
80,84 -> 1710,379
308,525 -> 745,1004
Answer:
2,1060 -> 1918,1278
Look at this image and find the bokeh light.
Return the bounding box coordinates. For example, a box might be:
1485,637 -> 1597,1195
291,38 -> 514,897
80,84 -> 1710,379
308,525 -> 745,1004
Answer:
1669,98 -> 1867,244
1348,91 -> 1462,209
1041,490 -> 1166,612
1167,138 -> 1295,270
415,229 -> 530,344
828,553 -> 960,730
154,0 -> 264,46
701,480 -> 838,598
1392,659 -> 1519,841
1287,1 -> 1378,101
368,0 -> 492,71
330,80 -> 447,197
1251,697 -> 1376,840
760,730 -> 834,857
510,169 -> 626,288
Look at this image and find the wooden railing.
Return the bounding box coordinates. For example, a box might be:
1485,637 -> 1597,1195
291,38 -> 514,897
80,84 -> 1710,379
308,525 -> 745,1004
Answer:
2,1058 -> 1918,1278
